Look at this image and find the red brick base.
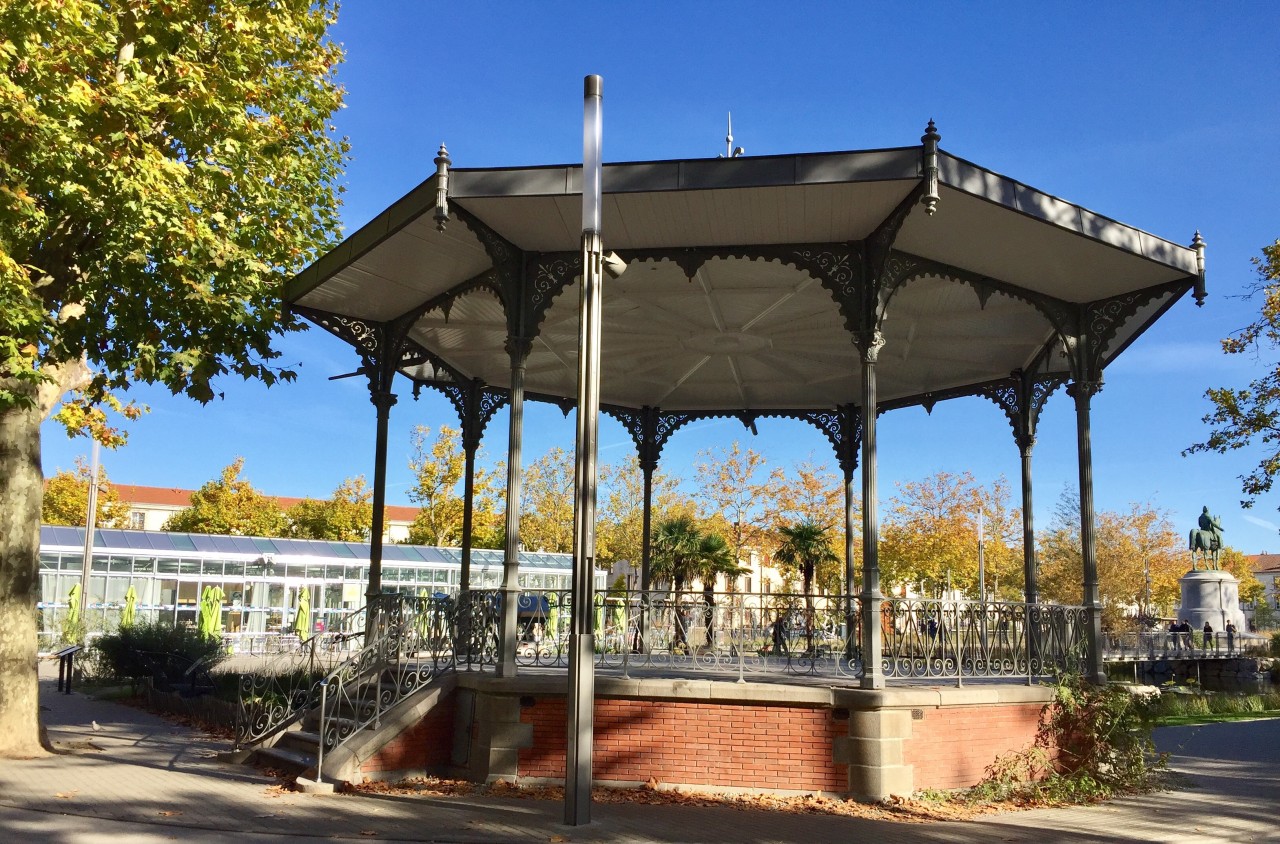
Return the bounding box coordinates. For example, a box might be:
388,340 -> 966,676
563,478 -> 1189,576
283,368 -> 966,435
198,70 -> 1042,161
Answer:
519,698 -> 847,793
360,690 -> 456,776
903,702 -> 1045,790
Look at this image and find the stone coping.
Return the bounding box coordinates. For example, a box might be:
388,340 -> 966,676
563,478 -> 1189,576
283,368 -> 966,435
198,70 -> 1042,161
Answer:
456,673 -> 1055,710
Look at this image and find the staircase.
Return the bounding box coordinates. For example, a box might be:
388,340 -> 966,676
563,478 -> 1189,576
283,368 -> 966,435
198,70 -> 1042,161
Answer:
239,594 -> 489,785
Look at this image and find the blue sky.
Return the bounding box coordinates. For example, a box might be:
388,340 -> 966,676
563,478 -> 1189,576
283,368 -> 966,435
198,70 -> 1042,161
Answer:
40,2 -> 1280,552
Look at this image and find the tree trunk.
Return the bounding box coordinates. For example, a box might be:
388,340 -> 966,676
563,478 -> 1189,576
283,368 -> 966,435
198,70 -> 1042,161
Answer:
0,389 -> 48,757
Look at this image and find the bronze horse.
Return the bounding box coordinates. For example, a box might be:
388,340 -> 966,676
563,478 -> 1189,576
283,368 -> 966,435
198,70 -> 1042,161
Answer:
1188,529 -> 1221,571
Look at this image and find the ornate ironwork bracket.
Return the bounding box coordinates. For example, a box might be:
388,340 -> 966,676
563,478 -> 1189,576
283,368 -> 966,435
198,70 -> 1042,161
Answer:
294,305 -> 467,400
799,404 -> 862,477
980,371 -> 1067,453
433,379 -> 509,453
522,252 -> 583,340
605,406 -> 699,473
1083,282 -> 1179,374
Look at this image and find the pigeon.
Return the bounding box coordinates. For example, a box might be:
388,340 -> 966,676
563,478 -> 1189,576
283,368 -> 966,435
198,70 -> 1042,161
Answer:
91,721 -> 101,732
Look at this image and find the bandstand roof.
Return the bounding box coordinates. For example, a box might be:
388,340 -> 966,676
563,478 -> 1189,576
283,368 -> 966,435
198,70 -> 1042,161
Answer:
286,140 -> 1201,420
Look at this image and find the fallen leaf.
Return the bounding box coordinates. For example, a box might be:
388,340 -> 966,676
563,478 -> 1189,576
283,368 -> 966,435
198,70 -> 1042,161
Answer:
549,836 -> 567,843
359,831 -> 377,837
158,810 -> 183,817
54,792 -> 76,799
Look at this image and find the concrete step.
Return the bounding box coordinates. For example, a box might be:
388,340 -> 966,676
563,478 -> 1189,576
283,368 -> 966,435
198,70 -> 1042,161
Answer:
254,743 -> 316,778
276,729 -> 322,754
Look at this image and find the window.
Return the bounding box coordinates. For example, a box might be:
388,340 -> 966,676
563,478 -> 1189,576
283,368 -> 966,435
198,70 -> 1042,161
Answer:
129,511 -> 146,530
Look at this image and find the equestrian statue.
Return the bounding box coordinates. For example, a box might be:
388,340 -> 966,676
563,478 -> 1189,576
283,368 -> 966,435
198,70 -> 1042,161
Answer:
1188,506 -> 1224,571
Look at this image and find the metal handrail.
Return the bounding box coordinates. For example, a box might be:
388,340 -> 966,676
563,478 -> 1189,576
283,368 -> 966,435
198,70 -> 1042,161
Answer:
313,592 -> 496,756
234,603 -> 370,748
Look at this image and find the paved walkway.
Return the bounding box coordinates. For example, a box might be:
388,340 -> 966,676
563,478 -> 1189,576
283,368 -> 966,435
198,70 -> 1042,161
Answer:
1,667 -> 1276,843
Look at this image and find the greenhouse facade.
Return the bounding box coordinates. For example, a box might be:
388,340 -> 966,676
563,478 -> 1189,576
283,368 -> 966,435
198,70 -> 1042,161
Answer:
37,525 -> 581,651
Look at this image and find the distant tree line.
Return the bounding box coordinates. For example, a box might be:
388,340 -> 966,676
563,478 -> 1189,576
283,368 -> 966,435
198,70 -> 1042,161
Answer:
41,430 -> 1266,627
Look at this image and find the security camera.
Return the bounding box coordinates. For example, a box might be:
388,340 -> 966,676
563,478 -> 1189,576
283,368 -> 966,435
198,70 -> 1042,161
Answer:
602,251 -> 628,279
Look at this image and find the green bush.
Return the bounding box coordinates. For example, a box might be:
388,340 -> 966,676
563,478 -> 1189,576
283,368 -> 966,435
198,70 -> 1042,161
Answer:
972,673 -> 1165,805
88,620 -> 226,682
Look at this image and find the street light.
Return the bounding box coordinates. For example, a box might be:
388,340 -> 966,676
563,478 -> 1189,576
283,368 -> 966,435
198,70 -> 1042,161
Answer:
565,73 -> 617,827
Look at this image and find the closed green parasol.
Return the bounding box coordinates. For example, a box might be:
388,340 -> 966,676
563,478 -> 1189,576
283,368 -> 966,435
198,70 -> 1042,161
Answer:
207,585 -> 225,637
292,587 -> 311,638
121,584 -> 137,627
197,586 -> 215,639
66,583 -> 81,627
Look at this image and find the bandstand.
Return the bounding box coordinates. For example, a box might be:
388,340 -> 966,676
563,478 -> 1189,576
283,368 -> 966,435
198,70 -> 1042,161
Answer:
273,120 -> 1204,801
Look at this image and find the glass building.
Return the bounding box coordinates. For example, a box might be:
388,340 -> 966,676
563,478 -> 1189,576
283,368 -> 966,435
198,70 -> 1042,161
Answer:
38,525 -> 584,649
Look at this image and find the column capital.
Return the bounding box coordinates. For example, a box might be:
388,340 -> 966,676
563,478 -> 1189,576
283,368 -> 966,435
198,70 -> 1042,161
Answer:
1066,379 -> 1102,401
370,390 -> 398,412
505,336 -> 532,365
854,330 -> 885,364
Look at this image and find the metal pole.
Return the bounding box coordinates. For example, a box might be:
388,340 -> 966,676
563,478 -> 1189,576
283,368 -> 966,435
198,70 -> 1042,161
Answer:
316,680 -> 328,783
977,510 -> 985,605
78,440 -> 101,632
566,74 -> 604,827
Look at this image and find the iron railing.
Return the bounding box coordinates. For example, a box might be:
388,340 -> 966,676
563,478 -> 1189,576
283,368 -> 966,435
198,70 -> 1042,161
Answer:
234,603 -> 370,748
1103,630 -> 1270,660
235,589 -> 1099,756
879,598 -> 1089,681
312,592 -> 478,752
506,589 -> 1090,683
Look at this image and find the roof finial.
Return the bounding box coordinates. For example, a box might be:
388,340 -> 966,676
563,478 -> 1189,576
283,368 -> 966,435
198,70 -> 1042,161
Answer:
1192,230 -> 1206,307
920,119 -> 941,215
433,143 -> 451,232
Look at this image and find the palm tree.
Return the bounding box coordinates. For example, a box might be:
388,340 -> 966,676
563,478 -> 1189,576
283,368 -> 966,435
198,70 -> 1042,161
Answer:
773,522 -> 839,655
650,517 -> 744,650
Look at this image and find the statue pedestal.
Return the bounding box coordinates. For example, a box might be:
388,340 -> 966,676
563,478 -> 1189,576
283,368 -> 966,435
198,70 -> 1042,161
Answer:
1176,569 -> 1248,631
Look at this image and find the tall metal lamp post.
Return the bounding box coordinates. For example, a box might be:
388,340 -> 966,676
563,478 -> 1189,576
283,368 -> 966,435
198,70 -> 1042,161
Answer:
565,73 -> 608,827
976,510 -> 986,604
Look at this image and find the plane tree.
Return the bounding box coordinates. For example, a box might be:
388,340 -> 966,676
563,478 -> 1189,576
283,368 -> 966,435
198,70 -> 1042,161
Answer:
0,1 -> 346,756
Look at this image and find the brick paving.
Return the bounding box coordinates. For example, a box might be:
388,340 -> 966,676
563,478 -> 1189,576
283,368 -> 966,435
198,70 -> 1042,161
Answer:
1,664 -> 1276,843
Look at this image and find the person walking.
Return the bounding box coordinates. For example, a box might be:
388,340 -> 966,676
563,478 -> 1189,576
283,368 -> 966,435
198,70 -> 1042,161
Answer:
1203,620 -> 1215,652
1226,620 -> 1237,654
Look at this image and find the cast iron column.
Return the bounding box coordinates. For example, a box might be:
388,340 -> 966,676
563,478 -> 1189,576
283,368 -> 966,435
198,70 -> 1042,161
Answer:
858,333 -> 885,689
640,460 -> 654,592
460,427 -> 478,598
498,340 -> 529,678
368,389 -> 397,603
1069,378 -> 1107,684
1018,433 -> 1038,605
844,465 -> 858,661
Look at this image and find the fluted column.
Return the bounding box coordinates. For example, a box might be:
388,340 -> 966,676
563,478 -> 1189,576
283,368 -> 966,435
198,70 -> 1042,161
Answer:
1018,433 -> 1037,605
1069,378 -> 1107,684
857,332 -> 885,689
498,340 -> 530,678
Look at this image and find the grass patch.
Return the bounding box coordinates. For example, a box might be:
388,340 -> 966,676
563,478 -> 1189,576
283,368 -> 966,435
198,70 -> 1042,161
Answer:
1157,709 -> 1280,727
